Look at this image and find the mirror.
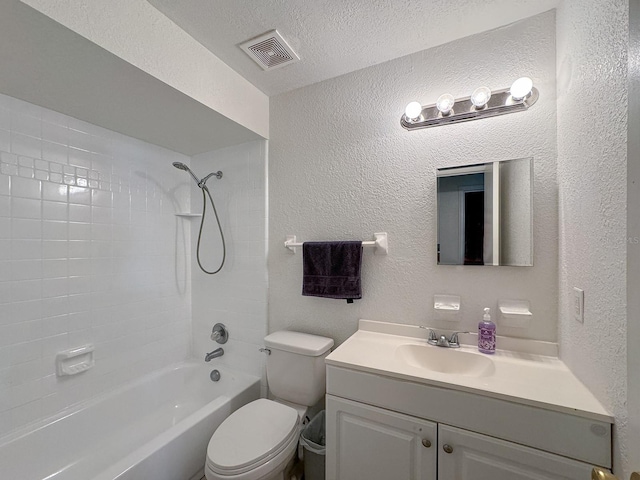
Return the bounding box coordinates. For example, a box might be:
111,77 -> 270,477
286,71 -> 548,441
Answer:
437,157 -> 533,266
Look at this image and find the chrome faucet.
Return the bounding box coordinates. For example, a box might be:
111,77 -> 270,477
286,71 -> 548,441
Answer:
205,347 -> 224,362
419,327 -> 469,348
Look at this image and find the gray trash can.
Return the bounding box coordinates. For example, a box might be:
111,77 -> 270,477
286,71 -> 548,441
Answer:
299,410 -> 326,480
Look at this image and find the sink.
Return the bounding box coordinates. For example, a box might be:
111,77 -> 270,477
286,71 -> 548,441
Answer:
395,344 -> 495,377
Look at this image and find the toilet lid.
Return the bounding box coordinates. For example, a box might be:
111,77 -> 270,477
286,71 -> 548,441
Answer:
207,399 -> 299,472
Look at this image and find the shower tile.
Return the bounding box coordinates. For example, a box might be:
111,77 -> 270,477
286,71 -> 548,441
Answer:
11,240 -> 41,260
0,197 -> 10,217
11,198 -> 41,219
68,204 -> 90,223
0,130 -> 10,154
10,279 -> 42,303
42,259 -> 68,279
42,140 -> 68,165
42,240 -> 67,260
42,277 -> 68,298
0,174 -> 8,198
11,133 -> 41,159
11,113 -> 41,139
1,96 -> 195,435
42,201 -> 68,222
42,183 -> 68,203
68,186 -> 90,205
12,218 -> 41,239
43,221 -> 68,241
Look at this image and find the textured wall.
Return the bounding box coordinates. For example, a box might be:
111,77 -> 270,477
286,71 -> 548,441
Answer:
191,141 -> 268,386
0,94 -> 192,437
500,159 -> 532,266
556,0 -> 629,475
269,12 -> 558,344
20,0 -> 269,139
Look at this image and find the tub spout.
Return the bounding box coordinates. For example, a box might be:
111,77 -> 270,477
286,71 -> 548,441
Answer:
205,348 -> 224,362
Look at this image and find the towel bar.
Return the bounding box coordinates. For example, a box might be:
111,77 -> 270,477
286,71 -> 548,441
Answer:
284,232 -> 388,255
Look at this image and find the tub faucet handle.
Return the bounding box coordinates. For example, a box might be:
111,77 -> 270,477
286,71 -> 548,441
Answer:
211,323 -> 228,344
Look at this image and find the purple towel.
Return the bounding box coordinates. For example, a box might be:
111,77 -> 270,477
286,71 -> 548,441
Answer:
302,241 -> 363,300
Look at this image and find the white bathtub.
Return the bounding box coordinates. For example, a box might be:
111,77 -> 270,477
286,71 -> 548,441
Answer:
0,361 -> 260,480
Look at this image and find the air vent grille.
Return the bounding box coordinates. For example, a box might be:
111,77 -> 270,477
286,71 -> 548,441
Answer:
239,30 -> 300,71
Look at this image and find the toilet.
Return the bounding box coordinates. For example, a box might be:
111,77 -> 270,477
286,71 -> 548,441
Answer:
205,331 -> 334,480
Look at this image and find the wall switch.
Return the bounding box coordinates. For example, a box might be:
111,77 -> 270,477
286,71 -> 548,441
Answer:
573,287 -> 584,323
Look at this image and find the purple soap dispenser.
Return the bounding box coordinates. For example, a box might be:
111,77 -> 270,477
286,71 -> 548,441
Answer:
478,307 -> 496,354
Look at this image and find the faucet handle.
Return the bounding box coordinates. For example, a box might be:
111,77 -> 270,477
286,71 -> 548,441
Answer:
449,331 -> 470,346
419,326 -> 439,344
211,323 -> 229,344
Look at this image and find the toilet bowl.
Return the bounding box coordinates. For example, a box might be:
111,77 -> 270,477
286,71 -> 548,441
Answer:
204,331 -> 334,480
205,399 -> 300,480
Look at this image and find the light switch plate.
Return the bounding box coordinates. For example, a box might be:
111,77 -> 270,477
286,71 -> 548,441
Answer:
573,287 -> 584,323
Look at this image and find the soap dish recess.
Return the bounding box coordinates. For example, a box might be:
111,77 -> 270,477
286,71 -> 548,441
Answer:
498,300 -> 532,328
434,295 -> 461,321
56,344 -> 95,376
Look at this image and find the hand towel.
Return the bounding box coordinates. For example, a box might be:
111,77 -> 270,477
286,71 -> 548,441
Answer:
302,241 -> 363,301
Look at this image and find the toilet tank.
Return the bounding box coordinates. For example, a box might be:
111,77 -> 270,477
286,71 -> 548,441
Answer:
264,331 -> 334,407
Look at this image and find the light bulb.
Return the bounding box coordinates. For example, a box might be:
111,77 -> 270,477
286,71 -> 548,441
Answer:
436,94 -> 455,115
471,86 -> 492,109
510,77 -> 533,101
404,101 -> 423,121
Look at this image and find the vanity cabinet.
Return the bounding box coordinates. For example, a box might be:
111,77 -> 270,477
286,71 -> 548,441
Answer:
325,364 -> 611,480
326,396 -> 437,480
438,424 -> 593,479
327,395 -> 593,480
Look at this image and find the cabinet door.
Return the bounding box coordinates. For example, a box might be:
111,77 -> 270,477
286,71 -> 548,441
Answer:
438,424 -> 596,480
326,395 -> 437,480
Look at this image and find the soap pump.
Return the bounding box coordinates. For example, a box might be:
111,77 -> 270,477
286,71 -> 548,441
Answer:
478,307 -> 496,354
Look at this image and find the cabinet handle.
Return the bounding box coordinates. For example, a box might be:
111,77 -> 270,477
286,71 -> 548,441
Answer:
443,444 -> 454,454
421,439 -> 431,448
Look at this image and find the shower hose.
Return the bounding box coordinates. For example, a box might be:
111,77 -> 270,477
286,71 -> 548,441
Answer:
196,186 -> 226,274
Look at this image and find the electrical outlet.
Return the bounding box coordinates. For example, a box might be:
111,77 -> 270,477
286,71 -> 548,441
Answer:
573,287 -> 584,323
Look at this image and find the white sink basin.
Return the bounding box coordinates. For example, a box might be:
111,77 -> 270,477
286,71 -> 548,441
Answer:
395,344 -> 495,377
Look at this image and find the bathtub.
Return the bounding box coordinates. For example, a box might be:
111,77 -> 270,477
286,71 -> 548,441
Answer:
0,361 -> 260,480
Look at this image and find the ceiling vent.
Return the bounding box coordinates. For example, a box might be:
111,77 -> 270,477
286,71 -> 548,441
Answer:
239,30 -> 300,71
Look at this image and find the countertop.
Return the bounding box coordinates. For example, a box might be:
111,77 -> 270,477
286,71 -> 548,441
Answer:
325,320 -> 613,423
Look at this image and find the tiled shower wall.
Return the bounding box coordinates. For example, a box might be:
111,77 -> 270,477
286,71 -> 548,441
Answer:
0,94 -> 192,437
191,141 -> 268,386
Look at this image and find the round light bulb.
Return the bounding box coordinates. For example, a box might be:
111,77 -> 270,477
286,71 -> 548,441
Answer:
510,77 -> 533,101
404,101 -> 423,121
436,94 -> 455,115
471,86 -> 492,109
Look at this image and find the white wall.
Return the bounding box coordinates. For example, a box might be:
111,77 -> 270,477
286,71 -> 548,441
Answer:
500,158 -> 533,266
20,0 -> 269,140
628,0 -> 640,471
191,141 -> 268,386
0,94 -> 192,437
556,0 -> 630,475
269,11 -> 558,343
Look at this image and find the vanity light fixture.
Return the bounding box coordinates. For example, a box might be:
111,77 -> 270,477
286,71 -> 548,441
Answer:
470,86 -> 492,109
436,94 -> 455,115
509,76 -> 533,101
400,77 -> 539,131
404,101 -> 423,122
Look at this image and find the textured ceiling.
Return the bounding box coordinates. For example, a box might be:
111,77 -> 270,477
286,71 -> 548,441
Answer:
148,0 -> 559,97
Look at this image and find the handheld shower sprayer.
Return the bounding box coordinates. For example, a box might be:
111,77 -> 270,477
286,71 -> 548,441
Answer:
172,162 -> 222,188
172,162 -> 226,274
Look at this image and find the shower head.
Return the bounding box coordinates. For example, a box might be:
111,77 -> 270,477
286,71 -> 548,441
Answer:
172,162 -> 189,171
172,162 -> 201,186
172,162 -> 223,188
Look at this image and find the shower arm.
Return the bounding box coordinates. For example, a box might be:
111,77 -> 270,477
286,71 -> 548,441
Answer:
198,171 -> 223,188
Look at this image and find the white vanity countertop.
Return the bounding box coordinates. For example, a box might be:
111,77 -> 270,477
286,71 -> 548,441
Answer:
325,320 -> 613,423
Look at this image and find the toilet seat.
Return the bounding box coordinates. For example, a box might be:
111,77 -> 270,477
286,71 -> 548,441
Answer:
206,399 -> 299,479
